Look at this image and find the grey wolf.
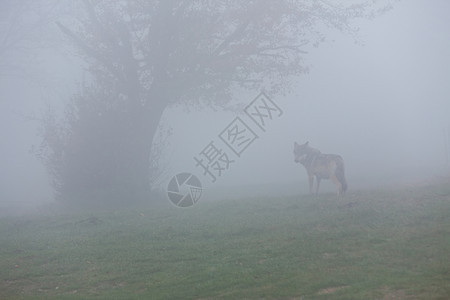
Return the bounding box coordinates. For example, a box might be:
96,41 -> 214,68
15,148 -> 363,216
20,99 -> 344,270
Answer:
293,141 -> 347,196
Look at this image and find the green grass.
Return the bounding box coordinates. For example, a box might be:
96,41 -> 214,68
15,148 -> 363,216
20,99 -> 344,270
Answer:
1,181 -> 449,299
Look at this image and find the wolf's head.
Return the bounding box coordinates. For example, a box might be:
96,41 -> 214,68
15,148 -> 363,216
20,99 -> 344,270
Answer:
293,141 -> 310,163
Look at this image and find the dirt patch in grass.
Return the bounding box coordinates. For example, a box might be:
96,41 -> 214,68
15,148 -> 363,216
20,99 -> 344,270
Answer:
317,285 -> 349,295
380,287 -> 412,300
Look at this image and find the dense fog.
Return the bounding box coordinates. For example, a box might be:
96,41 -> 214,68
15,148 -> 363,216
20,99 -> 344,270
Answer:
1,0 -> 449,213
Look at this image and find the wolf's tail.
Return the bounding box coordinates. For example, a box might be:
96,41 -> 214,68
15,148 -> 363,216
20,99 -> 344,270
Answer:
336,158 -> 347,194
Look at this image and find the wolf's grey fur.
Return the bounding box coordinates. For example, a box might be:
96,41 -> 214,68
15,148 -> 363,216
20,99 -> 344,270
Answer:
294,141 -> 347,196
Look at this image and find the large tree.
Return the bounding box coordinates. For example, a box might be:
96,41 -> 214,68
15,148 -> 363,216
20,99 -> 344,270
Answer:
38,0 -> 392,205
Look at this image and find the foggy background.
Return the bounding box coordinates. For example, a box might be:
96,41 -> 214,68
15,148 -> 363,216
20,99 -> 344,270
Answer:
1,0 -> 449,213
163,0 -> 450,198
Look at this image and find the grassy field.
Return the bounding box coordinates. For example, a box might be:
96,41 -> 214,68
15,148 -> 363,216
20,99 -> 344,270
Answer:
1,181 -> 449,299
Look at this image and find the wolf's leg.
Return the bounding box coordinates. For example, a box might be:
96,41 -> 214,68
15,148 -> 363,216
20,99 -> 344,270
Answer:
315,177 -> 321,195
335,158 -> 347,194
308,175 -> 314,194
330,174 -> 343,196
